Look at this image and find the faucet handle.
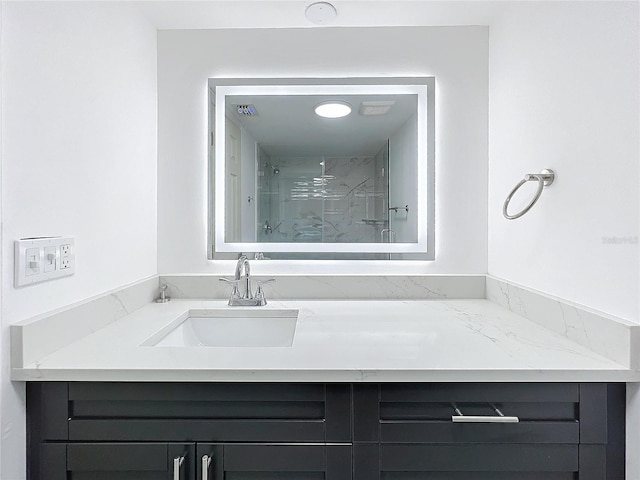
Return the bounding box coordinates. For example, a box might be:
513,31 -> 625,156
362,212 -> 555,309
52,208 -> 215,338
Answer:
219,277 -> 241,292
254,278 -> 276,305
219,277 -> 244,304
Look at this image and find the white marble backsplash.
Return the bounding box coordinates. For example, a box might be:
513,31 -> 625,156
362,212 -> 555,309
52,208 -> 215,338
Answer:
11,275 -> 159,368
160,275 -> 486,300
486,276 -> 639,369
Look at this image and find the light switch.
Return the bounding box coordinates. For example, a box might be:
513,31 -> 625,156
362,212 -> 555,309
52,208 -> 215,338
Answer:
25,248 -> 40,276
44,246 -> 57,273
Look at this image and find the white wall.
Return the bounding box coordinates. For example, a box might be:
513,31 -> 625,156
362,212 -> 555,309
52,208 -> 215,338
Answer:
389,113 -> 418,244
1,3 -> 158,478
158,26 -> 489,275
240,126 -> 257,242
488,1 -> 639,322
0,1 -> 4,476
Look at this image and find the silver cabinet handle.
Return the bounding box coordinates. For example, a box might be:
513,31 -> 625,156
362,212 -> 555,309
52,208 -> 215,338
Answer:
202,455 -> 213,480
451,403 -> 519,423
452,415 -> 519,423
173,455 -> 185,480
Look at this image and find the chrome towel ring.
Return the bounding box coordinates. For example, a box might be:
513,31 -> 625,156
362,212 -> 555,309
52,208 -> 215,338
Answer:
503,169 -> 555,220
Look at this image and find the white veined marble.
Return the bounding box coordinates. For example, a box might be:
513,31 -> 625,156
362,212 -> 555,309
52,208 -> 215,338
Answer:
11,298 -> 636,383
11,276 -> 159,367
486,276 -> 639,368
161,274 -> 486,300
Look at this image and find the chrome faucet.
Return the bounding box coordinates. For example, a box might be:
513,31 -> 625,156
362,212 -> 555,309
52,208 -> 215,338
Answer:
219,255 -> 275,306
235,255 -> 251,299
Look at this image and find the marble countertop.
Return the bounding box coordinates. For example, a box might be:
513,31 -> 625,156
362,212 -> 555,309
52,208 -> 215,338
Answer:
11,299 -> 637,382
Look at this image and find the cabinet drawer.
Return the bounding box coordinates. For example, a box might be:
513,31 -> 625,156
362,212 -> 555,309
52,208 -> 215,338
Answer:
64,382 -> 350,443
69,418 -> 326,442
355,383 -> 591,444
380,383 -> 579,403
69,382 -> 326,418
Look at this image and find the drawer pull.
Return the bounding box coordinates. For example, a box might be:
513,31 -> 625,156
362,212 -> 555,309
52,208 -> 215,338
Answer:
202,455 -> 213,480
173,455 -> 185,480
451,403 -> 519,423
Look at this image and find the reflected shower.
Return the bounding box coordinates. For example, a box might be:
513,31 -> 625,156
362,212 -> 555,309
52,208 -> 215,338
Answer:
265,163 -> 280,175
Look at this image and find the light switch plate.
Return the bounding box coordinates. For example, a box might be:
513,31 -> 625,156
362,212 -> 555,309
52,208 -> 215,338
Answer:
43,246 -> 57,273
25,247 -> 40,276
15,237 -> 75,287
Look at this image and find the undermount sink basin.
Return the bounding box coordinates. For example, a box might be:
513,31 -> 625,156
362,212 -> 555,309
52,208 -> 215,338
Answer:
145,309 -> 299,347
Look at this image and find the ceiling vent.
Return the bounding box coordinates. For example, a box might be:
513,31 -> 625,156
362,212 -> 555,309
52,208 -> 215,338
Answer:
235,104 -> 258,116
359,101 -> 395,116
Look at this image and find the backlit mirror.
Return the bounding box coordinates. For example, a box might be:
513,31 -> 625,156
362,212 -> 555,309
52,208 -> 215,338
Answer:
208,77 -> 435,260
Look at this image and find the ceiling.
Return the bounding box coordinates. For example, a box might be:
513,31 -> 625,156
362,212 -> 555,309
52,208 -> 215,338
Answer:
227,93 -> 417,156
135,1 -> 501,30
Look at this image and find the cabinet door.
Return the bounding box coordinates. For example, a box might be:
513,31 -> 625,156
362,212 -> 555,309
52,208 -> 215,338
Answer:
197,444 -> 351,480
354,443 -> 579,480
40,443 -> 195,480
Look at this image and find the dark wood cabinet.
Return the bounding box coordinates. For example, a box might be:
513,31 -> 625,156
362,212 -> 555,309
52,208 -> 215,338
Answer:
353,383 -> 625,480
207,444 -> 350,480
28,383 -> 351,480
26,382 -> 624,480
38,443 -> 351,480
42,442 -> 195,480
355,443 -> 580,480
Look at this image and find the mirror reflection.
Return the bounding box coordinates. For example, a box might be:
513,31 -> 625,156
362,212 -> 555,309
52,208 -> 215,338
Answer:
211,78 -> 434,258
225,93 -> 416,245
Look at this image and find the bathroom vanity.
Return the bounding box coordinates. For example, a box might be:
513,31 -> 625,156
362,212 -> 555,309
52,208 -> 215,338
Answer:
12,277 -> 638,480
28,381 -> 624,479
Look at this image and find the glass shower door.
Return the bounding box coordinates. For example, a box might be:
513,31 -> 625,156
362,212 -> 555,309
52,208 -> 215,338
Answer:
257,155 -> 324,243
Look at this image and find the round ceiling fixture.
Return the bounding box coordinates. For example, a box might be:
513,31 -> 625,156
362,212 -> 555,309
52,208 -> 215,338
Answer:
305,2 -> 337,25
314,101 -> 352,119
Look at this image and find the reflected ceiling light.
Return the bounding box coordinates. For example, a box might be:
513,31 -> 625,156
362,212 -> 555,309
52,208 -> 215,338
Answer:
314,101 -> 352,118
305,2 -> 337,25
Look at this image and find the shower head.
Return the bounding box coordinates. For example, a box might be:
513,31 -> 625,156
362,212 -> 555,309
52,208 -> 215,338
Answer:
265,163 -> 280,175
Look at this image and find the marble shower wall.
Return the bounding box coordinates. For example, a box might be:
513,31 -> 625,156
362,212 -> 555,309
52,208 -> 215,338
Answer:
257,150 -> 389,243
323,155 -> 387,242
